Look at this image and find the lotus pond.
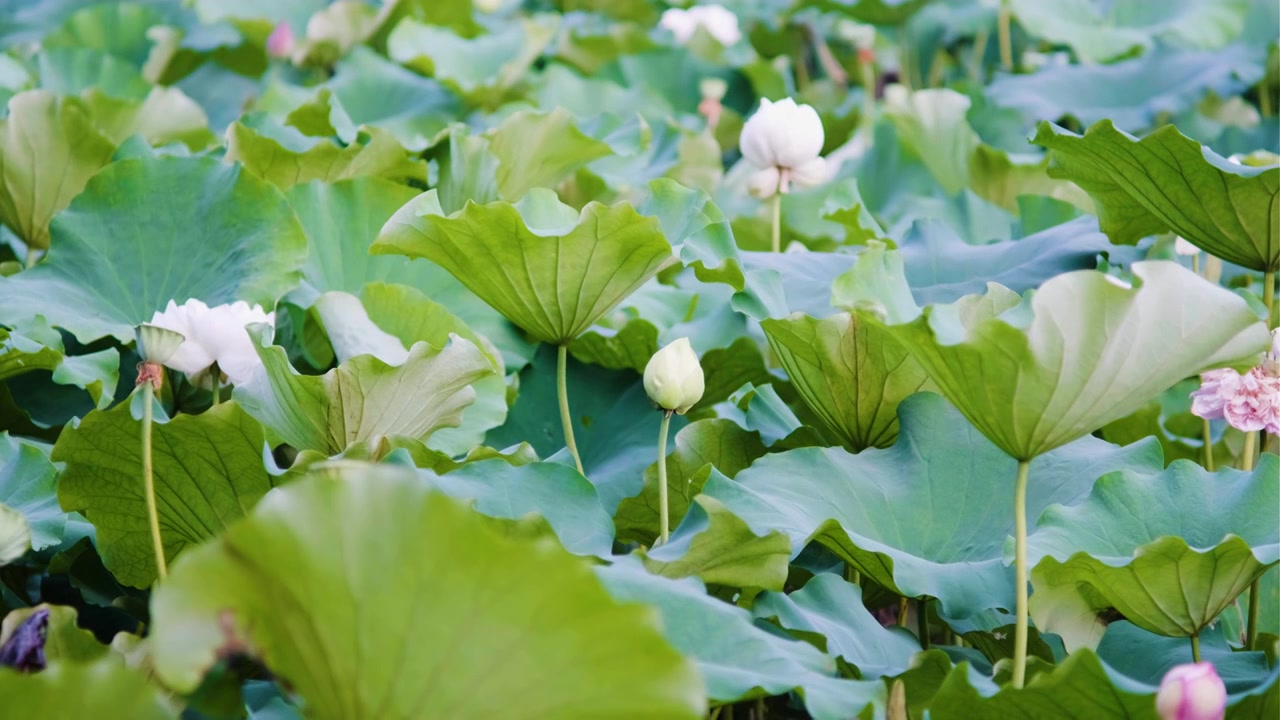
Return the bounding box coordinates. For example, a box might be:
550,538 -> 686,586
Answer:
0,0 -> 1277,718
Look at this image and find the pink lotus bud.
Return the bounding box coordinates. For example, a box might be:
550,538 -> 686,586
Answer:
1156,662 -> 1226,720
266,22 -> 295,58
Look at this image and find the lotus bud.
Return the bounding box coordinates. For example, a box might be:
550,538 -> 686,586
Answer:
266,22 -> 295,58
740,98 -> 829,195
699,78 -> 728,130
660,5 -> 741,46
644,338 -> 705,415
1156,662 -> 1226,720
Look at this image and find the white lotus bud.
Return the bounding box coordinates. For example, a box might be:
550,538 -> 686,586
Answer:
643,338 -> 705,415
1173,236 -> 1199,256
740,98 -> 828,195
148,299 -> 275,388
660,5 -> 741,47
1156,662 -> 1226,720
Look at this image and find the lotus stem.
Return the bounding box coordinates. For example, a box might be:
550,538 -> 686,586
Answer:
1247,581 -> 1260,650
897,596 -> 909,627
1242,432 -> 1256,471
557,345 -> 585,475
657,410 -> 673,545
24,247 -> 37,269
1202,419 -> 1214,471
917,597 -> 931,650
210,369 -> 221,407
769,193 -> 782,253
970,29 -> 989,81
1191,253 -> 1200,276
1261,83 -> 1273,118
1013,457 -> 1031,689
141,382 -> 167,581
997,0 -> 1013,71
1263,271 -> 1275,329
1191,633 -> 1202,662
859,56 -> 877,135
755,697 -> 765,719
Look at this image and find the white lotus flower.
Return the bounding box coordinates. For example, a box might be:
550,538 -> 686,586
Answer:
148,299 -> 274,388
740,98 -> 829,198
660,5 -> 741,46
644,337 -> 705,415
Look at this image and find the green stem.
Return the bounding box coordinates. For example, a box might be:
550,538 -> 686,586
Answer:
1261,83 -> 1273,118
897,596 -> 909,627
859,58 -> 877,135
1242,431 -> 1256,472
845,562 -> 860,585
1263,270 -> 1276,329
141,383 -> 167,581
997,0 -> 1013,71
1202,419 -> 1215,471
709,708 -> 722,720
657,410 -> 673,545
24,247 -> 37,269
210,369 -> 221,407
755,697 -> 765,719
970,29 -> 989,81
1247,581 -> 1260,651
1191,253 -> 1200,276
557,345 -> 584,475
917,597 -> 931,650
769,192 -> 782,253
1012,458 -> 1031,689
1191,633 -> 1202,662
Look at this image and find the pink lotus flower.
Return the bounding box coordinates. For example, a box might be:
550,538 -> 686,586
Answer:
1190,329 -> 1280,435
266,22 -> 295,58
1156,662 -> 1226,720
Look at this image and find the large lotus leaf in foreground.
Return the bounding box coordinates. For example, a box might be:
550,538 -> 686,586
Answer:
235,327 -> 494,456
1028,455 -> 1280,650
54,401 -> 278,588
699,393 -> 1164,624
1034,121 -> 1279,271
598,559 -> 885,719
873,261 -> 1270,461
0,659 -> 176,719
150,472 -> 705,720
0,155 -> 308,343
372,189 -> 673,345
0,90 -> 115,252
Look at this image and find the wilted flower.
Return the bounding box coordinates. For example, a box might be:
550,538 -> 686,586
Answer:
1174,237 -> 1199,256
266,22 -> 295,58
660,5 -> 741,46
698,77 -> 728,130
1190,329 -> 1280,434
1156,662 -> 1226,720
644,338 -> 705,415
741,98 -> 829,198
148,299 -> 274,388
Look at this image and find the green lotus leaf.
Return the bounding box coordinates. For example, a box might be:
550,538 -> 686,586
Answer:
235,326 -> 495,456
0,603 -> 109,664
641,495 -> 791,591
924,650 -> 1157,719
598,559 -> 886,719
0,658 -> 176,718
42,2 -> 167,67
1033,120 -> 1280,271
80,86 -> 215,150
763,312 -> 931,452
615,418 -> 767,545
0,90 -> 115,251
700,393 -> 1165,625
988,46 -> 1264,131
753,574 -> 923,678
488,109 -> 614,201
733,251 -> 859,321
226,115 -> 427,190
1027,456 -> 1279,648
150,470 -> 705,719
1009,0 -> 1252,64
0,155 -> 308,343
38,47 -> 152,100
0,323 -> 118,410
883,87 -> 979,196
312,285 -> 508,456
637,178 -> 745,290
54,400 -> 278,588
324,47 -> 462,146
428,124 -> 501,213
0,432 -> 65,552
372,188 -> 674,346
874,261 -> 1270,460
284,177 -> 533,370
387,15 -> 557,108
0,502 -> 28,565
1098,622 -> 1274,693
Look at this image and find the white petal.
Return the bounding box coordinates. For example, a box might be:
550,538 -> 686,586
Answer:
746,166 -> 781,198
790,157 -> 830,187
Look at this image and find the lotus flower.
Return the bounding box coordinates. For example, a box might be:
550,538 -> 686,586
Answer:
740,98 -> 829,198
148,299 -> 274,388
1156,662 -> 1226,720
659,5 -> 741,46
1190,329 -> 1280,434
1174,236 -> 1199,256
644,338 -> 705,415
266,22 -> 295,58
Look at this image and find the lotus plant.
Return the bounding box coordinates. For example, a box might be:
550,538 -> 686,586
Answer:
740,98 -> 830,252
133,323 -> 185,581
644,337 -> 705,544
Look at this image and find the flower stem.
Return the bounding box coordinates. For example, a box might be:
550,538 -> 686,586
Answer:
210,370 -> 221,407
1202,419 -> 1215,471
1263,270 -> 1276,329
24,247 -> 37,269
897,596 -> 909,627
657,410 -> 673,545
1012,458 -> 1031,689
141,383 -> 167,581
769,193 -> 782,253
917,597 -> 931,650
1242,431 -> 1256,471
557,344 -> 584,475
997,0 -> 1013,71
1191,633 -> 1202,662
859,57 -> 877,135
970,29 -> 989,81
1247,580 -> 1260,650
